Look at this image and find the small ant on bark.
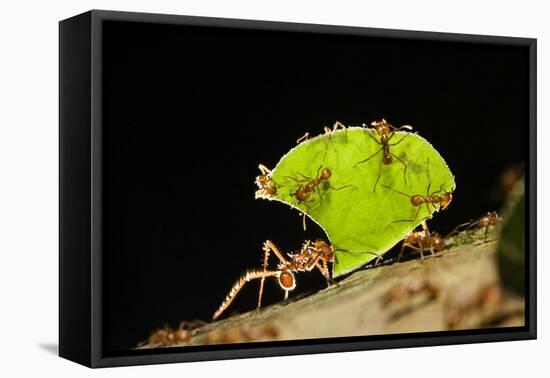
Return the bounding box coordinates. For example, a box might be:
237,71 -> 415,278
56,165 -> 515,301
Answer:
354,119 -> 413,192
398,221 -> 446,261
381,158 -> 453,224
138,320 -> 206,348
213,239 -> 336,321
398,220 -> 472,261
465,211 -> 501,242
254,164 -> 277,199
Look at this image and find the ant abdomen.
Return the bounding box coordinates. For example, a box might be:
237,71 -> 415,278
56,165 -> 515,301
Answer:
320,167 -> 332,180
278,271 -> 296,291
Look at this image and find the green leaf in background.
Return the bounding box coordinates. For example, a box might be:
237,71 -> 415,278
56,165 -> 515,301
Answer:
259,126 -> 455,277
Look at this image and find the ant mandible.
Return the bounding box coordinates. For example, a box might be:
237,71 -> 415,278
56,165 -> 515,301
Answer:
381,158 -> 453,225
212,239 -> 335,320
354,119 -> 413,192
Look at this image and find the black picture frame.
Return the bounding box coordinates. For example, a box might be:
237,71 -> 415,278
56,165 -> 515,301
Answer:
59,9 -> 537,368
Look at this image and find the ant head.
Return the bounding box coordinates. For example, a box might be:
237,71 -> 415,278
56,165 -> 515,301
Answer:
314,240 -> 334,260
432,233 -> 445,251
440,192 -> 453,210
278,270 -> 296,291
371,119 -> 391,135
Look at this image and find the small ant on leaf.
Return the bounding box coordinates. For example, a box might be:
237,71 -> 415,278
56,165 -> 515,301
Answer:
288,166 -> 354,230
381,158 -> 453,225
212,239 -> 336,321
255,164 -> 277,199
354,119 -> 413,192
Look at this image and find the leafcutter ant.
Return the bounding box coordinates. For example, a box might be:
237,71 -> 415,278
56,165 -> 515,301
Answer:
381,158 -> 453,225
465,211 -> 501,242
212,239 -> 336,320
398,220 -> 471,261
138,320 -> 206,348
398,221 -> 446,261
354,119 -> 413,192
288,166 -> 354,230
254,164 -> 277,199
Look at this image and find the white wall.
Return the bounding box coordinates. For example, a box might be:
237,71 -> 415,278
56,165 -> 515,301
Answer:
0,0 -> 546,376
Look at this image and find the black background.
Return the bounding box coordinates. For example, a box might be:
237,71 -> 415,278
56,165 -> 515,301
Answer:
102,20 -> 529,353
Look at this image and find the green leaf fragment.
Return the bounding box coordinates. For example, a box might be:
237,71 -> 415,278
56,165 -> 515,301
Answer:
260,127 -> 455,278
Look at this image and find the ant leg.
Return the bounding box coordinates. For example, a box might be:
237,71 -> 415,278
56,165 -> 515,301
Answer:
387,130 -> 411,145
302,212 -> 307,231
213,269 -> 280,320
484,225 -> 489,243
315,261 -> 335,287
296,132 -> 310,144
364,129 -> 383,145
286,175 -> 309,184
257,242 -> 272,309
258,164 -> 272,176
398,243 -> 409,262
390,206 -> 422,225
284,290 -> 289,301
419,243 -> 425,259
421,220 -> 430,233
390,151 -> 408,185
329,183 -> 356,192
354,147 -> 382,167
426,157 -> 432,195
380,183 -> 411,199
373,159 -> 382,192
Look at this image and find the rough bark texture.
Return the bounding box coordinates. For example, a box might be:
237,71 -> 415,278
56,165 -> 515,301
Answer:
138,239 -> 524,348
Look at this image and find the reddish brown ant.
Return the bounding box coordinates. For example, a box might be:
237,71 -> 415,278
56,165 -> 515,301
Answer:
254,164 -> 277,199
381,158 -> 453,225
354,119 -> 413,192
465,211 -> 501,242
213,239 -> 337,320
138,320 -> 206,348
398,220 -> 471,261
288,166 -> 354,230
399,229 -> 446,261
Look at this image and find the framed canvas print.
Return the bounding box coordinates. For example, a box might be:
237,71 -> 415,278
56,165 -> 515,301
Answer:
59,10 -> 536,368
